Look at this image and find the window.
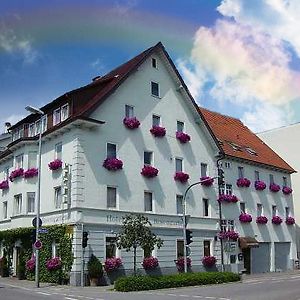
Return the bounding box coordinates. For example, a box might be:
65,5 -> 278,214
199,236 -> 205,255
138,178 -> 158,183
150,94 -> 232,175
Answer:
107,143 -> 116,158
61,104 -> 69,121
175,158 -> 183,172
228,142 -> 242,151
203,198 -> 209,217
177,240 -> 184,258
152,115 -> 161,127
151,81 -> 159,97
230,255 -> 236,264
107,187 -> 117,209
257,203 -> 263,217
14,194 -> 22,215
204,240 -> 211,257
28,123 -> 35,137
225,184 -> 232,195
272,205 -> 277,217
3,202 -> 7,219
144,191 -> 153,212
238,166 -> 244,179
54,187 -> 62,209
151,58 -> 157,68
255,171 -> 260,181
245,147 -> 257,156
41,115 -> 47,132
125,105 -> 134,118
283,176 -> 287,186
52,241 -> 60,258
269,174 -> 274,184
144,151 -> 153,165
285,207 -> 290,218
177,121 -> 184,132
201,163 -> 207,177
106,237 -> 117,259
53,108 -> 61,126
55,142 -> 62,160
28,151 -> 37,169
35,120 -> 41,135
221,220 -> 234,231
224,162 -> 231,169
15,154 -> 23,169
176,195 -> 183,215
27,192 -> 35,214
240,202 -> 246,213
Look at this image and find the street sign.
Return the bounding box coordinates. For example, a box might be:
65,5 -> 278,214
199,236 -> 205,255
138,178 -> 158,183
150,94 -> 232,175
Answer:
34,239 -> 42,250
32,217 -> 42,228
38,228 -> 48,234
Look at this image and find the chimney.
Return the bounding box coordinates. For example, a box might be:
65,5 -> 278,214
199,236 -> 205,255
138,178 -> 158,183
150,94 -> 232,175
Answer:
5,122 -> 11,133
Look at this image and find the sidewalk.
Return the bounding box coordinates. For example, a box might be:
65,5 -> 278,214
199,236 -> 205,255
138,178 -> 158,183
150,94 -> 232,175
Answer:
241,269 -> 300,281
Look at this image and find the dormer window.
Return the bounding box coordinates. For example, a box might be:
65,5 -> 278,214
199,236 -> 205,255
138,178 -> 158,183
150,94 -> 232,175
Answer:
35,120 -> 41,135
245,147 -> 257,156
12,126 -> 24,141
28,123 -> 35,137
228,142 -> 242,151
41,115 -> 47,132
53,108 -> 61,126
61,104 -> 69,121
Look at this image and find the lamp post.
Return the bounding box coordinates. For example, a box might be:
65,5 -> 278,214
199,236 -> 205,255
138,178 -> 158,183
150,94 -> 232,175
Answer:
25,105 -> 44,288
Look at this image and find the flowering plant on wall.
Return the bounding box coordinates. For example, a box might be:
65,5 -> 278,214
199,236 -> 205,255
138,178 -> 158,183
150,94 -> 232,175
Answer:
254,180 -> 266,191
239,213 -> 252,223
236,178 -> 251,188
24,168 -> 38,179
9,168 -> 24,182
103,158 -> 123,171
218,230 -> 239,241
175,256 -> 191,271
142,256 -> 159,270
46,257 -> 62,271
202,256 -> 216,267
104,257 -> 122,272
200,176 -> 214,187
286,216 -> 295,225
150,125 -> 166,137
26,255 -> 35,272
48,159 -> 63,171
256,216 -> 268,224
0,180 -> 9,190
272,215 -> 283,225
218,194 -> 238,203
269,183 -> 281,193
174,172 -> 189,183
176,131 -> 191,144
123,117 -> 140,129
282,186 -> 292,195
141,165 -> 159,178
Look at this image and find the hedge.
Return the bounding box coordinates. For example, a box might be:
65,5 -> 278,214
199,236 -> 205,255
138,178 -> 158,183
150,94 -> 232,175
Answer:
114,272 -> 241,292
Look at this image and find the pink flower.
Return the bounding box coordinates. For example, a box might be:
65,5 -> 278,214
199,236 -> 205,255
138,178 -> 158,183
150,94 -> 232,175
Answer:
282,186 -> 292,195
175,257 -> 191,271
103,158 -> 123,171
9,168 -> 24,182
141,165 -> 159,178
269,183 -> 281,192
218,194 -> 239,203
202,256 -> 216,267
174,172 -> 189,183
26,256 -> 35,272
255,180 -> 266,191
0,180 -> 9,190
236,178 -> 251,188
272,216 -> 283,225
46,257 -> 62,271
239,213 -> 252,223
286,216 -> 295,225
123,117 -> 140,129
142,256 -> 159,270
150,126 -> 166,137
104,257 -> 122,272
24,168 -> 38,178
218,231 -> 239,241
176,131 -> 191,143
200,176 -> 214,187
256,216 -> 268,224
48,159 -> 63,171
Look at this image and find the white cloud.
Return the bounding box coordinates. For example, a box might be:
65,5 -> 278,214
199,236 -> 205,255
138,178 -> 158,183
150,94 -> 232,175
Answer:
90,58 -> 105,71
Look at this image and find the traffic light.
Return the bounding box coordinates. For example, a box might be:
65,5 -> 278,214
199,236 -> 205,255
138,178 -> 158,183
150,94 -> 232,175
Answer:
82,231 -> 89,248
218,168 -> 225,186
186,229 -> 193,245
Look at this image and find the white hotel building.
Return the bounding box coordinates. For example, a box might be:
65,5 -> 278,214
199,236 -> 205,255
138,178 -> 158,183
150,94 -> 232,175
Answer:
0,42 -> 297,285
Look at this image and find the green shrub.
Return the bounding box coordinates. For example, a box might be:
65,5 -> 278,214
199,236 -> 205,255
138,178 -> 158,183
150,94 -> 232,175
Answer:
114,272 -> 240,292
87,254 -> 103,279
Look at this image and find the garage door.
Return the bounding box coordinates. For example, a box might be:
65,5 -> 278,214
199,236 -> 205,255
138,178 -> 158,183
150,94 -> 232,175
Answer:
251,242 -> 270,273
275,242 -> 290,272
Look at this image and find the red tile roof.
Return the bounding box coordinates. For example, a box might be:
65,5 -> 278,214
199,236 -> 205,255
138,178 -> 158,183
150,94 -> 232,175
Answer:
199,107 -> 295,173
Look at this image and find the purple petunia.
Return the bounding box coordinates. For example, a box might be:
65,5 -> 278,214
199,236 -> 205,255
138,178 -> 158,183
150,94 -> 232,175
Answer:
174,172 -> 189,183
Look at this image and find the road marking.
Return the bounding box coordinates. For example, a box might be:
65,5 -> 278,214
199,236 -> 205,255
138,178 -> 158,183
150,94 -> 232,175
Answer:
37,292 -> 51,296
204,297 -> 216,299
167,294 -> 178,297
65,297 -> 79,300
192,296 -> 204,298
0,282 -> 32,291
179,295 -> 189,298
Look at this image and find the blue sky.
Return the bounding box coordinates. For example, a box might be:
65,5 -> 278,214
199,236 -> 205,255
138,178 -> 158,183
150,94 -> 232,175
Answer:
1,0 -> 300,133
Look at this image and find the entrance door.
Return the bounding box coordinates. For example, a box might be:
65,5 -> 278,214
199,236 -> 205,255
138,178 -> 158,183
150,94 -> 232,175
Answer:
243,248 -> 251,274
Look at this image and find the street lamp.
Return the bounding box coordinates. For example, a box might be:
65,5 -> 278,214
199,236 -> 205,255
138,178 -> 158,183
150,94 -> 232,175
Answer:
25,105 -> 44,288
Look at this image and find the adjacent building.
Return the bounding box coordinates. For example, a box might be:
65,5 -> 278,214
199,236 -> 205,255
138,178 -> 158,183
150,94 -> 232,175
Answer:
0,42 -> 297,285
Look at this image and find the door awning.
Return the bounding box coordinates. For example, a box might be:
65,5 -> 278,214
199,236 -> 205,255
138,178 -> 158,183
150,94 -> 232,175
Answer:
239,237 -> 259,249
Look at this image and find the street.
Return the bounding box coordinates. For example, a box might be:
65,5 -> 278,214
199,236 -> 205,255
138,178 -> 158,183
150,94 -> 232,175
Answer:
1,271 -> 300,300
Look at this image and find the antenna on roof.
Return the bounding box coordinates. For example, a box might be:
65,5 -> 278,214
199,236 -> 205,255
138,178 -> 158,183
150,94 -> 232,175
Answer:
4,122 -> 11,133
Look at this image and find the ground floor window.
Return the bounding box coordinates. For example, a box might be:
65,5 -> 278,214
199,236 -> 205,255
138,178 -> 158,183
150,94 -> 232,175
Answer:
203,240 -> 211,256
106,236 -> 117,258
177,240 -> 184,258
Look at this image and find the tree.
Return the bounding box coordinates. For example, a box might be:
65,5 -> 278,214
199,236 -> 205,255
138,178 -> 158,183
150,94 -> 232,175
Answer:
116,214 -> 163,275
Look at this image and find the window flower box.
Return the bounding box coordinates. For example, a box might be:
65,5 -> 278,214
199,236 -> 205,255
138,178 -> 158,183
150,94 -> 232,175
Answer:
286,216 -> 295,225
256,216 -> 268,224
174,172 -> 189,183
142,256 -> 159,270
176,131 -> 191,144
282,186 -> 292,195
269,183 -> 281,193
24,168 -> 38,179
150,126 -> 166,137
218,230 -> 239,241
272,215 -> 283,225
46,256 -> 62,271
123,117 -> 140,129
103,158 -> 123,171
0,180 -> 9,190
218,194 -> 238,203
202,256 -> 216,268
141,165 -> 159,178
200,176 -> 214,187
26,256 -> 35,272
9,168 -> 24,182
175,256 -> 191,271
48,159 -> 63,171
239,213 -> 252,223
236,178 -> 251,188
255,180 -> 266,191
104,257 -> 122,272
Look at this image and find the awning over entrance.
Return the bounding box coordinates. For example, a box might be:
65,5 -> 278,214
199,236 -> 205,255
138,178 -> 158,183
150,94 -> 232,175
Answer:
239,237 -> 259,249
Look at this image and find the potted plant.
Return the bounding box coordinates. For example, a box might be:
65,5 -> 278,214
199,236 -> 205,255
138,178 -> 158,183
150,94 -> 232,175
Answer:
282,186 -> 292,195
175,256 -> 191,272
141,165 -> 159,178
174,172 -> 189,183
150,126 -> 166,137
123,117 -> 140,129
200,176 -> 214,187
176,131 -> 191,143
236,178 -> 251,187
255,180 -> 266,191
286,216 -> 295,225
0,180 -> 9,190
142,256 -> 159,270
24,168 -> 38,179
87,254 -> 103,286
218,194 -> 239,203
103,158 -> 123,171
202,256 -> 216,268
104,257 -> 122,273
272,216 -> 283,225
9,168 -> 24,182
239,213 -> 252,223
269,183 -> 280,192
48,159 -> 63,171
256,216 -> 268,224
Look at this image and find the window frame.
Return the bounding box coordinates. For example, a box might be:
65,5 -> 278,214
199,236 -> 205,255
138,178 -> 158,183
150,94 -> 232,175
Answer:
151,57 -> 157,69
240,202 -> 246,214
152,114 -> 161,127
177,120 -> 184,132
238,166 -> 244,179
272,205 -> 277,217
105,235 -> 119,259
106,143 -> 117,159
255,170 -> 260,181
15,154 -> 24,169
54,186 -> 62,210
144,151 -> 153,166
151,81 -> 160,98
203,240 -> 211,257
257,203 -> 263,217
61,104 -> 69,122
55,142 -> 62,160
201,163 -> 208,178
202,198 -> 209,217
53,108 -> 61,126
144,191 -> 153,212
26,192 -> 35,214
176,194 -> 183,215
3,201 -> 8,219
28,151 -> 37,169
175,157 -> 183,173
125,105 -> 134,118
107,186 -> 117,209
176,239 -> 184,259
14,194 -> 22,216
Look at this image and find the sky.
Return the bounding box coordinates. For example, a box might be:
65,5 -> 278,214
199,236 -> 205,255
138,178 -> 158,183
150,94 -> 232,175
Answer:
0,0 -> 300,133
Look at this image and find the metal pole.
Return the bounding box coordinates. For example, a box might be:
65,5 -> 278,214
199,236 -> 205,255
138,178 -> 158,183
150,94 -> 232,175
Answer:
81,223 -> 84,287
